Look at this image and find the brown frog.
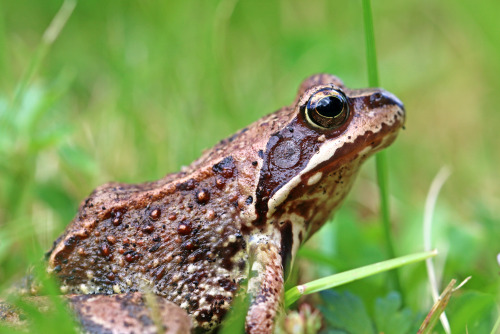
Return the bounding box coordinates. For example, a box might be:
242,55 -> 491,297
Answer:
47,74 -> 405,333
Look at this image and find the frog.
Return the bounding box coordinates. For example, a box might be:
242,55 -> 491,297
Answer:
46,73 -> 405,333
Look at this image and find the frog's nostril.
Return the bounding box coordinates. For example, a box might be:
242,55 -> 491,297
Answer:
371,90 -> 405,112
371,92 -> 383,102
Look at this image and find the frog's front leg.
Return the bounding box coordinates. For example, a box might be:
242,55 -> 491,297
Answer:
245,239 -> 284,334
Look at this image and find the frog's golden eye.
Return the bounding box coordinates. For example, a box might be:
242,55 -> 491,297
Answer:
305,89 -> 349,129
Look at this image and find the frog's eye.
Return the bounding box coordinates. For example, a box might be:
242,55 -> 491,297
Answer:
305,89 -> 349,129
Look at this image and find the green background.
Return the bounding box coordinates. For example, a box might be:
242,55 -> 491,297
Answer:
1,0 -> 499,333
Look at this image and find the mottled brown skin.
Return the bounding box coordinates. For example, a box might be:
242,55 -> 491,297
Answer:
47,74 -> 405,333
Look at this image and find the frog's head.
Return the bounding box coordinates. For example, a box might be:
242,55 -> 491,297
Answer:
251,73 -> 405,253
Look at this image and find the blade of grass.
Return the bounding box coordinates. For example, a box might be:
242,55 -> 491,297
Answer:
285,250 -> 437,307
423,166 -> 452,333
361,0 -> 401,293
10,0 -> 76,109
417,279 -> 455,334
362,0 -> 379,88
417,278 -> 470,334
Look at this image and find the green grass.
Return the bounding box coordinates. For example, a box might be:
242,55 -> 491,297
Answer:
362,0 -> 401,295
1,0 -> 499,333
285,250 -> 437,308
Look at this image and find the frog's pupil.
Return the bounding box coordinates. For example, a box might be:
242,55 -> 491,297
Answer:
316,96 -> 343,118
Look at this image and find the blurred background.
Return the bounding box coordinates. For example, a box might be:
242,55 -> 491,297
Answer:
0,0 -> 498,333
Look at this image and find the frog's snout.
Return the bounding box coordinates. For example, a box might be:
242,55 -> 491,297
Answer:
367,89 -> 406,129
